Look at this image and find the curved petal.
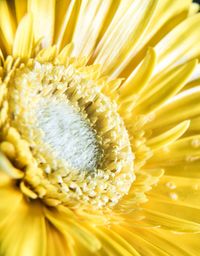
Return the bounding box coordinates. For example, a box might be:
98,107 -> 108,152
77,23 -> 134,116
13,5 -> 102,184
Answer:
46,222 -> 73,256
44,207 -> 101,254
148,135 -> 200,166
147,87 -> 200,132
154,14 -> 200,74
13,14 -> 34,58
0,185 -> 46,256
0,0 -> 16,53
28,0 -> 55,47
14,0 -> 27,24
135,60 -> 197,113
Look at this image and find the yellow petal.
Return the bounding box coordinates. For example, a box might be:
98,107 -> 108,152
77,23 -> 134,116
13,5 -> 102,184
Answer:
36,45 -> 57,62
0,152 -> 24,179
93,0 -> 158,78
0,0 -> 16,53
28,0 -> 56,47
121,0 -> 191,78
46,222 -> 73,256
71,0 -> 112,58
164,161 -> 200,179
0,172 -> 11,186
0,48 -> 4,64
190,116 -> 200,132
147,87 -> 200,130
20,181 -> 38,199
155,14 -> 200,74
144,208 -> 200,233
96,228 -> 140,256
54,0 -> 79,51
54,43 -> 73,65
132,227 -> 200,256
147,175 -> 200,210
44,207 -> 101,253
14,0 -> 27,23
0,192 -> 46,256
0,185 -> 22,227
113,226 -> 170,256
13,14 -> 34,58
147,120 -> 190,150
150,229 -> 200,256
149,135 -> 200,165
136,59 -> 197,113
119,48 -> 156,99
188,3 -> 200,16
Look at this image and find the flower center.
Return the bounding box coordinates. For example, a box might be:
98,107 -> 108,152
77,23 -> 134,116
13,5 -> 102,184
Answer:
36,97 -> 100,172
1,56 -> 135,209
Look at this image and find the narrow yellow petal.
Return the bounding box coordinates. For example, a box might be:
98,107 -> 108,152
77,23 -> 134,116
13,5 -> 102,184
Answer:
20,181 -> 38,199
71,0 -> 112,58
188,3 -> 200,16
133,228 -> 199,256
0,196 -> 46,256
93,0 -> 158,78
144,208 -> 200,233
0,141 -> 16,161
36,46 -> 57,62
54,0 -> 78,51
121,0 -> 191,78
0,172 -> 11,186
0,0 -> 16,53
96,228 -> 140,256
116,227 -> 171,256
155,14 -> 200,74
190,116 -> 200,132
136,59 -> 197,113
147,120 -> 190,150
147,87 -> 200,130
119,48 -> 156,99
45,208 -> 101,253
14,0 -> 27,23
28,0 -> 55,47
13,14 -> 33,58
146,174 -> 200,212
0,152 -> 24,179
151,229 -> 200,256
46,222 -> 73,256
0,48 -> 4,65
54,43 -> 73,65
164,161 -> 200,179
149,135 -> 200,165
0,185 -> 22,226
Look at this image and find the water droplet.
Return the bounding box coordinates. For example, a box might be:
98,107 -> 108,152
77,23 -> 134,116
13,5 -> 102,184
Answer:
193,184 -> 200,191
163,146 -> 170,153
57,175 -> 63,184
169,192 -> 178,201
89,190 -> 96,197
45,166 -> 51,174
191,139 -> 200,148
102,196 -> 109,203
166,182 -> 176,190
185,155 -> 200,163
69,182 -> 77,190
61,184 -> 69,193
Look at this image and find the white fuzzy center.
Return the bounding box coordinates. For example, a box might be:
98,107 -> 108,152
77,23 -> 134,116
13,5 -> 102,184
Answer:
36,98 -> 100,171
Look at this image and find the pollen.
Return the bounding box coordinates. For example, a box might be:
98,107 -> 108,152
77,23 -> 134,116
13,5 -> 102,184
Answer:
36,97 -> 101,172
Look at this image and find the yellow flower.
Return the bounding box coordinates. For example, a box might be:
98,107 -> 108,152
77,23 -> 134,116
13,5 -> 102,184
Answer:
0,0 -> 200,255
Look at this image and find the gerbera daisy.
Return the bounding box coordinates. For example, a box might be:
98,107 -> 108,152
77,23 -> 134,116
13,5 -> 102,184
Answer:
1,0 -> 200,255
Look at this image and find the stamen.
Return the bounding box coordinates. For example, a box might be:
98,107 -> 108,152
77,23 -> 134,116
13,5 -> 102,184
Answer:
36,97 -> 101,172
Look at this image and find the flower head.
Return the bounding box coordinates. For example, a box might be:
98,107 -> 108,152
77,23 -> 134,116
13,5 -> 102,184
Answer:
0,0 -> 200,255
